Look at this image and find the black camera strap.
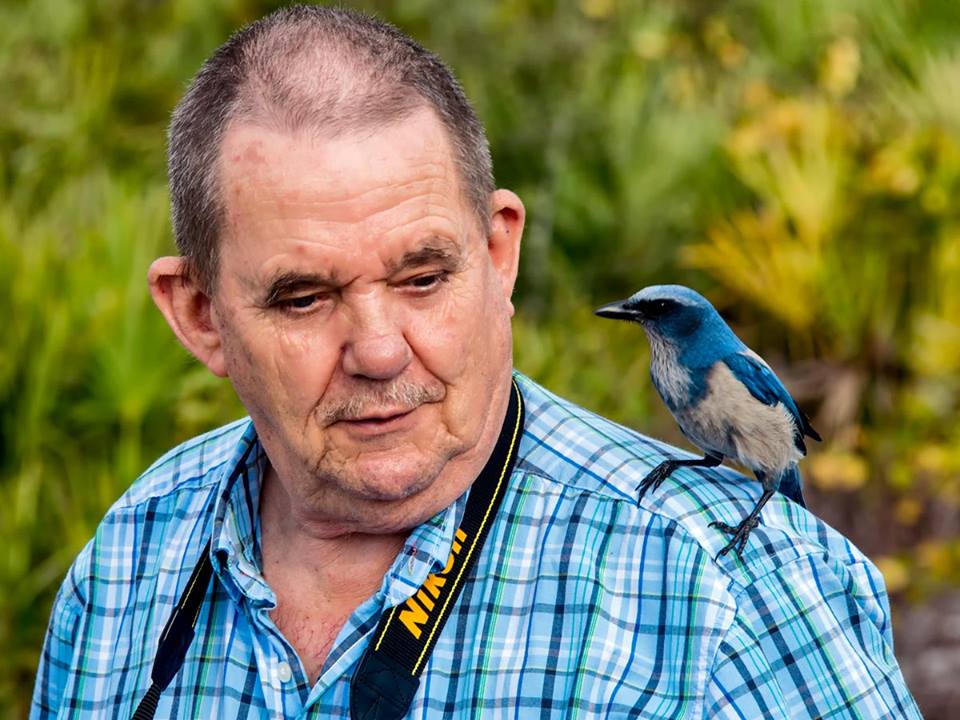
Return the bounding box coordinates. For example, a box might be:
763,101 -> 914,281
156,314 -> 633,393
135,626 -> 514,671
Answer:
131,380 -> 523,720
131,538 -> 213,720
350,380 -> 524,720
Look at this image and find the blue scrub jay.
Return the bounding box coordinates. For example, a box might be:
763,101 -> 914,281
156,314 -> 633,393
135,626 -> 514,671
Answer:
595,285 -> 821,558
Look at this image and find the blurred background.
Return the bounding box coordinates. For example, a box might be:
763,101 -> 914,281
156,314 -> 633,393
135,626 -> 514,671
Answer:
2,0 -> 959,716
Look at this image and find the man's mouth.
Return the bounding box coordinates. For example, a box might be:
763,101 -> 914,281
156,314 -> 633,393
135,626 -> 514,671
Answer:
338,407 -> 419,433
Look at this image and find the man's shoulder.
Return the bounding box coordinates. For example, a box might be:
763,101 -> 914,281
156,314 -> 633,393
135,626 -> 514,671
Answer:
515,371 -> 676,504
108,417 -> 253,513
57,418 -> 253,608
514,372 -> 879,589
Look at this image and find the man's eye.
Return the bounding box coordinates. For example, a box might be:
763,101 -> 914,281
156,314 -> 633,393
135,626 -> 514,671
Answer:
407,272 -> 448,290
277,294 -> 324,313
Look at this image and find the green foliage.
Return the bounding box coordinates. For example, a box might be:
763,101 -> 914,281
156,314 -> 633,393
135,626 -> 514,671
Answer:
2,0 -> 959,717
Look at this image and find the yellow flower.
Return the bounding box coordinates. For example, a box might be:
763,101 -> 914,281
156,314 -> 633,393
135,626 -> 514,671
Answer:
819,37 -> 861,98
742,79 -> 772,109
579,0 -> 615,20
873,556 -> 909,594
894,498 -> 923,526
631,28 -> 668,61
807,450 -> 868,491
701,17 -> 746,68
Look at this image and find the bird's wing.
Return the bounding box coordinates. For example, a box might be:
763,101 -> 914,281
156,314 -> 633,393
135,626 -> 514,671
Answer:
722,351 -> 819,454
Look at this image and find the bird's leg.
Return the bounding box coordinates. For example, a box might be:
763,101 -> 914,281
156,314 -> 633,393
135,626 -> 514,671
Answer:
710,472 -> 776,560
636,452 -> 723,503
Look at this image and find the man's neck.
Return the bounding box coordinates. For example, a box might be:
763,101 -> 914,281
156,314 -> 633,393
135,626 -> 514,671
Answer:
258,481 -> 410,682
259,471 -> 409,600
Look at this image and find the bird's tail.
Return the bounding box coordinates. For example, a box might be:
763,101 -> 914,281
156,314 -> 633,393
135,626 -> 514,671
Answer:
778,465 -> 806,508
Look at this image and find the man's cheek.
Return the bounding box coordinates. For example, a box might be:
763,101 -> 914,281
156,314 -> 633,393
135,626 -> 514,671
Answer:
407,308 -> 472,376
271,323 -> 333,371
273,330 -> 340,398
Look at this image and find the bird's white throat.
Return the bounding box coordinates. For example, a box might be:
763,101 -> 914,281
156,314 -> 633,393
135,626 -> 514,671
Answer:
646,333 -> 692,410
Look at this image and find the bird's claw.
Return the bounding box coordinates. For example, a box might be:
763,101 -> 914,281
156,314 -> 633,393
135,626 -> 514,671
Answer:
710,516 -> 760,560
635,461 -> 676,504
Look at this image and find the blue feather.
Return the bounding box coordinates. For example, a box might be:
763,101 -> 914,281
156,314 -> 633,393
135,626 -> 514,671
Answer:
678,317 -> 745,370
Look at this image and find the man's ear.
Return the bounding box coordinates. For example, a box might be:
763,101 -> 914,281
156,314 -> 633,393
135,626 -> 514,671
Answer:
486,189 -> 525,316
148,257 -> 227,377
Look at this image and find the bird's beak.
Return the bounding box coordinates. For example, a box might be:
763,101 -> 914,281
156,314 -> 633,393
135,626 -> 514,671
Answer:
594,300 -> 639,321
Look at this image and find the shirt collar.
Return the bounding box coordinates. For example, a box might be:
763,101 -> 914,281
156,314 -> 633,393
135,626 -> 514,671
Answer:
208,421 -> 271,605
380,486 -> 469,606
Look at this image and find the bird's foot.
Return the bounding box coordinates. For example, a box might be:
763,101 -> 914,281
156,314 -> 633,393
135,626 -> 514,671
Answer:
636,461 -> 676,504
710,516 -> 760,561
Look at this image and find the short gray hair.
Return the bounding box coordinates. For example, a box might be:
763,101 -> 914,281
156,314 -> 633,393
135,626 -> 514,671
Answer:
168,4 -> 494,292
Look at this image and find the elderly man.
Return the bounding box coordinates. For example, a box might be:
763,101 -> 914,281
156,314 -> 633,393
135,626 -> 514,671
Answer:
32,5 -> 919,719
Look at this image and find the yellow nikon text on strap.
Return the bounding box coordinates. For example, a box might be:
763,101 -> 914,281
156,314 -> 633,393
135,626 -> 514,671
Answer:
399,528 -> 468,639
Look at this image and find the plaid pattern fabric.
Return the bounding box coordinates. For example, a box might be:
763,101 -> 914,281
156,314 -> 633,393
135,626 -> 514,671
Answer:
32,372 -> 920,719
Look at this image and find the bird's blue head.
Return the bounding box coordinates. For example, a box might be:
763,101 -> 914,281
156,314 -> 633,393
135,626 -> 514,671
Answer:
594,285 -> 726,342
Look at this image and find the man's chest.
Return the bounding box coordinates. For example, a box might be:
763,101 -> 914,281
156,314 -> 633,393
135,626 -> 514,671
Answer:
269,596 -> 355,684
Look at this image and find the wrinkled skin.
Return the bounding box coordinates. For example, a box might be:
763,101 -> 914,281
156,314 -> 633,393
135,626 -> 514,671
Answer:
149,107 -> 525,538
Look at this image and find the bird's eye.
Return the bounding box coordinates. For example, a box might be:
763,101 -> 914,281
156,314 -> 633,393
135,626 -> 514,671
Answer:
647,299 -> 672,317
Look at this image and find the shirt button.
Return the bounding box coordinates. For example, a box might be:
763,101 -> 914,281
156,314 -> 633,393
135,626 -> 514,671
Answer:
277,661 -> 292,683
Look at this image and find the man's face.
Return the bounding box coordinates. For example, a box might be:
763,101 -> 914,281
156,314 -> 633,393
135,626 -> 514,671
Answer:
211,108 -> 519,523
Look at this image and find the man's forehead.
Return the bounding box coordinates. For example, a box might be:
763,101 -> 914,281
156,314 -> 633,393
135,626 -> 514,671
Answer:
218,114 -> 471,237
218,108 -> 458,185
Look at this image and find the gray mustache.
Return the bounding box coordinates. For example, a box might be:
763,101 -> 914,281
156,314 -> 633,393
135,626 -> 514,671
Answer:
319,380 -> 444,424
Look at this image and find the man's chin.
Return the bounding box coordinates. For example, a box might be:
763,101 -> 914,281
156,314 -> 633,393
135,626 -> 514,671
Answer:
332,454 -> 447,504
358,476 -> 433,503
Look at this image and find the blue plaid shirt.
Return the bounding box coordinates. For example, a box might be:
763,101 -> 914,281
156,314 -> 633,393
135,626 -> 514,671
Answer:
32,372 -> 920,718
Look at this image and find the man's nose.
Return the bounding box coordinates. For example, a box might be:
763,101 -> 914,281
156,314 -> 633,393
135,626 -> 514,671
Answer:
341,300 -> 412,380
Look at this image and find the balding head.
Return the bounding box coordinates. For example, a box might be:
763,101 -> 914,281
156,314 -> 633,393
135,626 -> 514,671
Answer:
168,4 -> 494,292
